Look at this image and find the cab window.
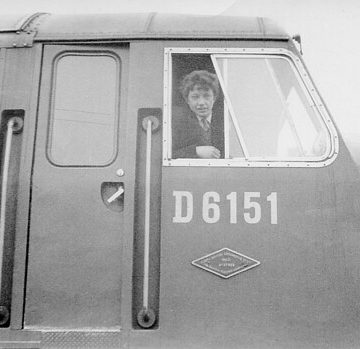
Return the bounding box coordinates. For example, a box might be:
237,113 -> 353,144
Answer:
49,53 -> 119,166
164,49 -> 337,167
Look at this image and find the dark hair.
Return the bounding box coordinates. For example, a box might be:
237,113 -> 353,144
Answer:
179,70 -> 220,101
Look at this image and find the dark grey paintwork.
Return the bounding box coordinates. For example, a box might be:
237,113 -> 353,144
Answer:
0,12 -> 289,40
0,12 -> 359,349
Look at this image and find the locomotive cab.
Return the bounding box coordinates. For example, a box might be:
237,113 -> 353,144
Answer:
0,12 -> 359,349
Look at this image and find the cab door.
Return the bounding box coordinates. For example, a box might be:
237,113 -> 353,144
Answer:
25,45 -> 129,328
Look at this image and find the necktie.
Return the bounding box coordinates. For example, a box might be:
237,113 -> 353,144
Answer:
200,117 -> 210,131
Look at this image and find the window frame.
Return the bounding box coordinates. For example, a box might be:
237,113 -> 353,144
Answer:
163,47 -> 339,168
47,51 -> 121,167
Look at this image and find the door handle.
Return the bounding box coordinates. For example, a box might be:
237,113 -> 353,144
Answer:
107,186 -> 124,203
101,182 -> 124,212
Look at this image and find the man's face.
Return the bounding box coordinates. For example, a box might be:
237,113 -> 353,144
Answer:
187,85 -> 215,118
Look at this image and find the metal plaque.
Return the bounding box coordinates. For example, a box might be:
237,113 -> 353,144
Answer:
191,248 -> 260,279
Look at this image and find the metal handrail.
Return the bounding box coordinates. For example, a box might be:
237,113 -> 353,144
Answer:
137,117 -> 157,328
143,118 -> 152,311
0,118 -> 15,298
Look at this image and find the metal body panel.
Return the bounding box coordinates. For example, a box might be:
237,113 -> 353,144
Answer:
0,14 -> 35,32
0,32 -> 36,49
0,330 -> 41,348
0,49 -> 4,87
0,13 -> 289,42
128,42 -> 164,330
0,13 -> 358,348
25,45 -> 129,329
0,45 -> 42,332
158,159 -> 360,348
0,13 -> 47,48
34,14 -> 288,41
10,45 -> 43,330
41,331 -> 122,349
128,39 -> 360,348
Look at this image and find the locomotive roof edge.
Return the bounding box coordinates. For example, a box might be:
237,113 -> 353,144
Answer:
0,12 -> 290,42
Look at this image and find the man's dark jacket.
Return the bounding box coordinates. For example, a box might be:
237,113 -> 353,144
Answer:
172,106 -> 224,159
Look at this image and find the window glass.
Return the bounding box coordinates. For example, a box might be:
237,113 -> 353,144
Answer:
49,54 -> 118,166
214,56 -> 331,159
168,51 -> 333,165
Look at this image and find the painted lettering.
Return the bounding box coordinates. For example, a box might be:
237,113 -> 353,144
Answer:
244,192 -> 261,224
267,192 -> 278,224
172,190 -> 278,225
173,191 -> 193,223
202,192 -> 220,223
226,192 -> 237,224
219,263 -> 235,267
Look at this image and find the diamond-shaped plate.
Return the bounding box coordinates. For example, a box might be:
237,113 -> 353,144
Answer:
191,248 -> 260,279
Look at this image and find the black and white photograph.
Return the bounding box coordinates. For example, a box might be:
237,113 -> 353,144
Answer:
0,0 -> 359,348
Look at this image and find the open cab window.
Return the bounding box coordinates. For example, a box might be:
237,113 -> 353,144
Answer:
163,48 -> 339,167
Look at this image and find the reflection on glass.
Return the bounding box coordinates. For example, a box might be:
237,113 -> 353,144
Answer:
50,54 -> 118,165
215,56 -> 331,160
228,111 -> 244,158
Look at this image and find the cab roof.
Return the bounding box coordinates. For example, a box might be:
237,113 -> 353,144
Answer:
0,12 -> 289,42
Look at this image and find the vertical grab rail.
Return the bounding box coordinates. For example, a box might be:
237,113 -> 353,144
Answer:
137,116 -> 159,329
143,118 -> 152,311
0,117 -> 22,325
0,119 -> 15,293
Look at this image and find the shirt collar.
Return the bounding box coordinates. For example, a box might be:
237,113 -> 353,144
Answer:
196,113 -> 212,124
